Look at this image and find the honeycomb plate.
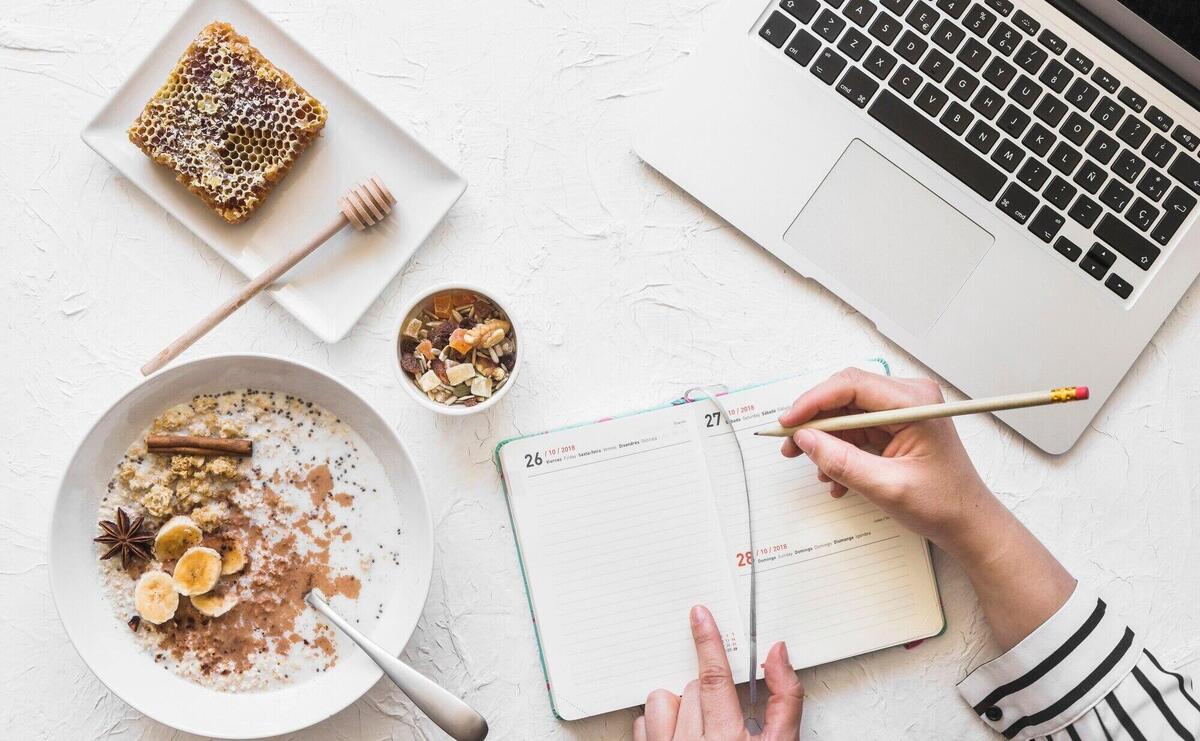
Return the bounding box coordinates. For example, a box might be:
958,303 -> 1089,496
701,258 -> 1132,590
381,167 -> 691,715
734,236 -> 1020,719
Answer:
82,0 -> 466,343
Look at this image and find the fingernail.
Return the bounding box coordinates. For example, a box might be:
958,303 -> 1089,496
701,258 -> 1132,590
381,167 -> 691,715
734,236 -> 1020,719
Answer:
690,605 -> 708,627
779,641 -> 790,665
793,429 -> 816,454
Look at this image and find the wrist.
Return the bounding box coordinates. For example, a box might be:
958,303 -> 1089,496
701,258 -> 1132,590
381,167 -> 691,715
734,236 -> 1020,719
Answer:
931,483 -> 1014,566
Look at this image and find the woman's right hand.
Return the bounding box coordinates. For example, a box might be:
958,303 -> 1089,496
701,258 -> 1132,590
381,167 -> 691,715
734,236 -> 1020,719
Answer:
778,367 -> 999,553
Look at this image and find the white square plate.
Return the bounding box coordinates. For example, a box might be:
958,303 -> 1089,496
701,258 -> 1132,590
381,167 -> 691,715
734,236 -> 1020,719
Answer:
82,0 -> 466,342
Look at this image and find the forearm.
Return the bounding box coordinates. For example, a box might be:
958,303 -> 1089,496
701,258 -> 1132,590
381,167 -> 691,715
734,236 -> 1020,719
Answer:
936,491 -> 1076,651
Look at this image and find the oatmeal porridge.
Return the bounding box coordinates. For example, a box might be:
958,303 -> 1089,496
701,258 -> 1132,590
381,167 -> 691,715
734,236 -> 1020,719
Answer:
96,389 -> 402,691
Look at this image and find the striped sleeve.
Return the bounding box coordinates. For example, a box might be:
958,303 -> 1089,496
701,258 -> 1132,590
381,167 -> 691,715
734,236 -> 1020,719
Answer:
956,585 -> 1144,740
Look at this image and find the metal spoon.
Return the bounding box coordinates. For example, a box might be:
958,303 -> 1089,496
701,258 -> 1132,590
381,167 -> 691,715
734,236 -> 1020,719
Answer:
306,588 -> 489,741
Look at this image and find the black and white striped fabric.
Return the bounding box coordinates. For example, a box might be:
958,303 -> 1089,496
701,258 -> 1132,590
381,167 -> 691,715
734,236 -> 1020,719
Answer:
958,586 -> 1200,740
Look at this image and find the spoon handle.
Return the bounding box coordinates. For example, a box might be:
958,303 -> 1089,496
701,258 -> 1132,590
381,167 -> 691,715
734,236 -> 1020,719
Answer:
306,590 -> 488,741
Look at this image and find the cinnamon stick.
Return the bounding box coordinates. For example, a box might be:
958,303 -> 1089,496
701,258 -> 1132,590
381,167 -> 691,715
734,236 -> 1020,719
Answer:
145,435 -> 252,457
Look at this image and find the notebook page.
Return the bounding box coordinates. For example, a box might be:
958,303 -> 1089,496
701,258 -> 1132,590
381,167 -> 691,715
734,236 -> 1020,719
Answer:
499,406 -> 744,720
693,371 -> 943,675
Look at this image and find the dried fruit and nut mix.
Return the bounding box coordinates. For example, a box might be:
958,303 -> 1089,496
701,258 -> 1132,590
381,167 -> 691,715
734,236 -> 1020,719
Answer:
399,290 -> 515,407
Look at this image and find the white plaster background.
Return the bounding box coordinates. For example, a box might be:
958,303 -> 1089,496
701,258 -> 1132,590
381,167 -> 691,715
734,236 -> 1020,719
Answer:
2,0 -> 1198,738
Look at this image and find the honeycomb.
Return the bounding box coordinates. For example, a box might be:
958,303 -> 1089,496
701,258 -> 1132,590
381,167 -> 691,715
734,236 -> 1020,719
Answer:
128,22 -> 327,224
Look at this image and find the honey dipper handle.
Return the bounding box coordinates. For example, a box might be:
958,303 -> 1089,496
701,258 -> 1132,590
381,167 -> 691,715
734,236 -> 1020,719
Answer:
140,212 -> 348,376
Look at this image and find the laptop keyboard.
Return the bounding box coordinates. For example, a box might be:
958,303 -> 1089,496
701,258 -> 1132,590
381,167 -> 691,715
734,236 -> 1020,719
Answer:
759,0 -> 1200,301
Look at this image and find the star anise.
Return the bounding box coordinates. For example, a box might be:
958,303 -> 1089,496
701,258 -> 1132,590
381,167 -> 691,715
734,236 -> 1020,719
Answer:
94,508 -> 154,568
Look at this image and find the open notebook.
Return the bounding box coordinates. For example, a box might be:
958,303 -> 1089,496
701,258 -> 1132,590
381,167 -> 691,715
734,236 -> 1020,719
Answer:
494,361 -> 944,720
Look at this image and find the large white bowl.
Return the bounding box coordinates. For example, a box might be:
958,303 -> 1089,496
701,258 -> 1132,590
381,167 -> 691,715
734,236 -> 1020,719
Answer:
48,354 -> 433,738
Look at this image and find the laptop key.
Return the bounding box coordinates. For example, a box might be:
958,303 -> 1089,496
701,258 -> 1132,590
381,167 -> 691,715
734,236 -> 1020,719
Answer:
1028,206 -> 1064,242
1091,68 -> 1119,94
971,86 -> 1004,120
760,12 -> 797,48
868,90 -> 1007,198
786,28 -> 823,65
1080,244 -> 1114,279
1090,97 -> 1123,131
982,56 -> 1017,90
1126,197 -> 1160,231
1145,106 -> 1173,132
1097,214 -> 1160,268
1069,195 -> 1102,228
905,1 -> 940,34
843,0 -> 878,27
869,13 -> 903,44
1034,96 -> 1068,127
998,104 -> 1031,137
984,0 -> 1013,16
1137,169 -> 1170,202
988,23 -> 1020,56
837,66 -> 881,107
1065,79 -> 1099,111
1054,236 -> 1082,261
1045,176 -> 1077,209
879,0 -> 914,14
887,64 -> 923,97
958,38 -> 993,72
1039,59 -> 1073,93
814,10 -> 848,42
947,68 -> 980,101
1012,10 -> 1039,35
963,5 -> 997,37
1172,125 -> 1199,152
1099,181 -> 1134,213
1060,112 -> 1093,146
1116,117 -> 1151,148
991,138 -> 1025,172
1009,75 -> 1042,109
916,83 -> 950,116
864,46 -> 899,79
1151,187 -> 1198,245
1144,134 -> 1177,168
1085,131 -> 1118,164
812,49 -> 849,84
1022,123 -> 1056,157
997,182 -> 1038,223
1038,29 -> 1067,56
1113,150 -> 1146,183
1168,153 -> 1200,195
967,120 -> 1000,154
919,48 -> 954,81
1048,143 -> 1081,176
1065,48 -> 1093,74
941,101 -> 975,134
1073,160 -> 1106,194
1015,41 -> 1047,74
1118,87 -> 1147,113
1105,273 -> 1132,299
935,0 -> 968,20
781,0 -> 821,23
838,27 -> 873,61
1018,159 -> 1051,189
896,30 -> 928,63
932,19 -> 966,52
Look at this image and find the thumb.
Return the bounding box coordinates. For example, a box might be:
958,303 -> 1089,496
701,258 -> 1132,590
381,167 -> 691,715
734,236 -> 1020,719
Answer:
792,429 -> 896,497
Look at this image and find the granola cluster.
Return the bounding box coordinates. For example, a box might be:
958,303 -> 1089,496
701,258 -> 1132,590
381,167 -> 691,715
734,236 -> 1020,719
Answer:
399,290 -> 516,407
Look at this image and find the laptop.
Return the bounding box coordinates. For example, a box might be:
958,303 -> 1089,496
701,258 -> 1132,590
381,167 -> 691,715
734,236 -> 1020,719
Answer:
635,0 -> 1200,453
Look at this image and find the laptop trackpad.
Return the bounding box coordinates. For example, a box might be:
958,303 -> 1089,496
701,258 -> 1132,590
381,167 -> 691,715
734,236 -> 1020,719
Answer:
783,140 -> 993,336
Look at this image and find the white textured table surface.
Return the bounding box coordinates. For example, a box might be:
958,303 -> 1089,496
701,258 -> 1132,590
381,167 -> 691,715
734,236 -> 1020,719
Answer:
3,0 -> 1199,738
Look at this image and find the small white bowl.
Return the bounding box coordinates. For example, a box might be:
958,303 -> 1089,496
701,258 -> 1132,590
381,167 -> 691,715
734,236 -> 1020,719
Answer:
392,282 -> 521,416
48,354 -> 433,738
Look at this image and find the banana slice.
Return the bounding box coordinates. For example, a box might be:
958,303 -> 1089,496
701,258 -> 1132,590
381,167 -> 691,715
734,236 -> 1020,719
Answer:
134,571 -> 179,624
172,546 -> 222,596
154,515 -> 203,561
220,542 -> 247,576
190,590 -> 238,617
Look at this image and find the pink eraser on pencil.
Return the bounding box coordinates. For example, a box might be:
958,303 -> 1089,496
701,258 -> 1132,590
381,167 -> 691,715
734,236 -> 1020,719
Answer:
1075,386 -> 1089,400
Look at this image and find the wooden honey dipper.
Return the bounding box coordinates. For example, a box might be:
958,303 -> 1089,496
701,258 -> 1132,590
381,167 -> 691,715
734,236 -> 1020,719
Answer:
141,177 -> 396,376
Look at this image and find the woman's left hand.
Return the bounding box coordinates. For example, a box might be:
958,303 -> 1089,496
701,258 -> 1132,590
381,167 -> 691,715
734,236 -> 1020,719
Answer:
634,605 -> 804,740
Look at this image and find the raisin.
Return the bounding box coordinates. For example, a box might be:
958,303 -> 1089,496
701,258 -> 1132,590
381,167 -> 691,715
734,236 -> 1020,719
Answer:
459,315 -> 477,329
473,301 -> 495,320
500,354 -> 515,372
400,352 -> 420,374
431,359 -> 450,384
462,397 -> 479,407
431,321 -> 455,348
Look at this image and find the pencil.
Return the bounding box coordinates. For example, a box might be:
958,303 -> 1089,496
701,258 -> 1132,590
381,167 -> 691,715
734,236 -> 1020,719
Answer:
753,386 -> 1089,437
